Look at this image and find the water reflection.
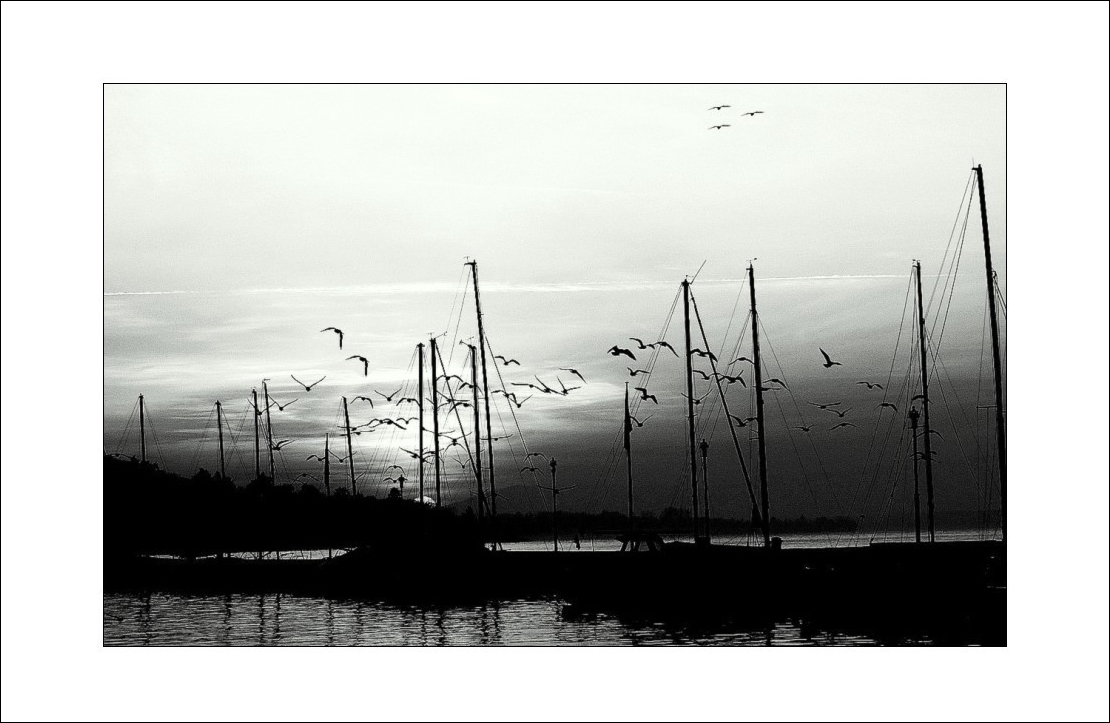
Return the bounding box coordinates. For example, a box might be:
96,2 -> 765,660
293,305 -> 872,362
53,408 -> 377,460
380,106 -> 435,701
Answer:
104,592 -> 901,646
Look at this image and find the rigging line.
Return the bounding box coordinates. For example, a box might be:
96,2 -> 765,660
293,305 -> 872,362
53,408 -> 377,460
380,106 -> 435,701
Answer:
689,288 -> 760,514
483,333 -> 548,513
838,266 -> 915,541
187,404 -> 219,475
926,169 -> 976,315
113,397 -> 140,455
977,307 -> 989,518
757,317 -> 844,515
924,329 -> 986,502
442,263 -> 470,338
142,404 -> 169,472
930,190 -> 975,351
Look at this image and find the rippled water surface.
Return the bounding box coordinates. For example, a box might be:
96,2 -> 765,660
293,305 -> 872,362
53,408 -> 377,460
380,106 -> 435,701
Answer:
104,592 -> 892,646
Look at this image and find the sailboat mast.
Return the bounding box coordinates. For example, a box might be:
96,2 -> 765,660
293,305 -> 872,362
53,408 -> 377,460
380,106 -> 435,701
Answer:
262,380 -> 275,480
748,265 -> 771,548
914,261 -> 937,543
252,388 -> 260,480
468,262 -> 497,524
682,280 -> 700,540
431,337 -> 442,507
216,400 -> 225,478
342,396 -> 356,496
624,383 -> 634,537
418,342 -> 425,502
974,165 -> 1006,540
910,407 -> 922,544
138,394 -> 146,464
470,344 -> 485,529
323,433 -> 331,497
700,439 -> 711,542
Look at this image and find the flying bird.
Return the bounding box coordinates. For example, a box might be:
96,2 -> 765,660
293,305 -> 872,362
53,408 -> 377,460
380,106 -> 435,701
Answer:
320,327 -> 344,349
526,452 -> 548,461
828,407 -> 853,418
856,381 -> 884,390
653,341 -> 679,357
346,355 -> 369,376
608,346 -> 637,360
351,395 -> 375,408
376,388 -> 403,403
271,439 -> 293,450
306,454 -> 326,462
690,348 -> 718,362
693,369 -> 712,380
795,425 -> 814,433
877,402 -> 899,413
809,401 -> 842,409
559,368 -> 586,384
730,356 -> 754,366
627,367 -> 650,377
819,348 -> 842,368
290,374 -> 326,392
708,105 -> 730,111
830,422 -> 857,431
714,373 -> 746,387
709,124 -> 730,130
494,355 -> 521,366
509,395 -> 532,409
630,414 -> 653,428
270,397 -> 298,411
741,110 -> 764,117
634,387 -> 658,404
520,465 -> 541,475
766,378 -> 789,389
396,396 -> 419,406
629,337 -> 650,350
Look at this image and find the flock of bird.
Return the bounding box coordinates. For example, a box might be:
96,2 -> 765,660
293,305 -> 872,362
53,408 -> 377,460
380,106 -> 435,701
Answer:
604,330 -> 899,438
707,103 -> 763,131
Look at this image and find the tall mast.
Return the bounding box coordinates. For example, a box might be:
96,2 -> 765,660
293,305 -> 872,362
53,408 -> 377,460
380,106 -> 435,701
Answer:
138,394 -> 146,464
914,261 -> 937,543
342,396 -> 356,496
624,383 -> 634,538
323,433 -> 331,497
974,165 -> 1006,541
252,388 -> 260,480
748,264 -> 771,548
470,344 -> 485,529
682,280 -> 700,540
216,400 -> 225,478
430,337 -> 442,507
700,439 -> 711,542
467,261 -> 497,525
690,292 -> 763,529
417,342 -> 425,502
262,380 -> 275,480
910,407 -> 922,544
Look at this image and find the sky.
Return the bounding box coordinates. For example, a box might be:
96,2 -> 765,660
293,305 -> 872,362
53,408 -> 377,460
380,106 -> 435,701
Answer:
103,83 -> 1007,524
4,3 -> 1109,722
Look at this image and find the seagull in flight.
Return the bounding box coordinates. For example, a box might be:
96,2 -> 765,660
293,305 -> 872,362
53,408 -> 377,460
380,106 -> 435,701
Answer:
630,414 -> 653,428
494,355 -> 521,366
857,381 -> 884,390
627,367 -> 650,377
714,373 -> 746,387
321,327 -> 344,349
728,414 -> 754,428
741,110 -> 764,117
290,374 -> 326,392
629,337 -> 650,350
271,439 -> 294,450
693,369 -> 712,380
351,395 -> 375,408
795,425 -> 814,433
634,387 -> 658,404
730,356 -> 754,366
650,340 -> 678,357
306,454 -> 327,462
270,397 -> 298,412
877,402 -> 899,413
709,124 -> 730,130
608,346 -> 637,360
819,348 -> 842,368
830,422 -> 857,431
809,401 -> 842,409
509,394 -> 532,409
526,452 -> 548,462
375,388 -> 403,403
766,378 -> 789,389
559,368 -> 587,384
827,407 -> 853,418
708,104 -> 730,111
690,348 -> 718,362
346,355 -> 369,376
